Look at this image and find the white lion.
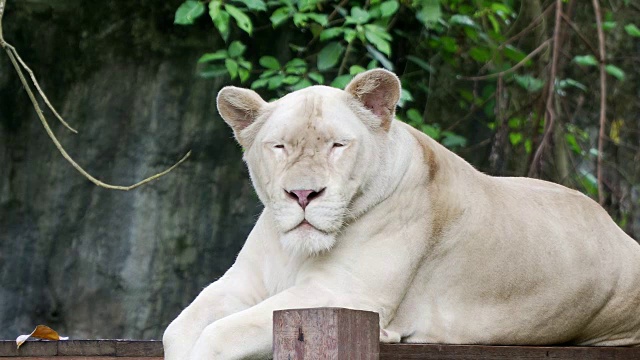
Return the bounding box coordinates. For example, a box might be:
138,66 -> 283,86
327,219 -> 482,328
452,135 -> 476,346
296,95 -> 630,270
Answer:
163,69 -> 640,359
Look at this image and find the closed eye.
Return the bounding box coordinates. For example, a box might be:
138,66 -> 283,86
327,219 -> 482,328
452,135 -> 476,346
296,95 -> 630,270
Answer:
332,143 -> 344,148
274,144 -> 285,149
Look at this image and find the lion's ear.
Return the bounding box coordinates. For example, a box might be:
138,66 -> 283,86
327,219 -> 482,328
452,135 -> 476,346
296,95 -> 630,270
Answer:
345,69 -> 401,131
217,86 -> 267,146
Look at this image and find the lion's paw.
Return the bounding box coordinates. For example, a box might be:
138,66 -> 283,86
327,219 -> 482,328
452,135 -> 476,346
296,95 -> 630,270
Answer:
380,328 -> 401,343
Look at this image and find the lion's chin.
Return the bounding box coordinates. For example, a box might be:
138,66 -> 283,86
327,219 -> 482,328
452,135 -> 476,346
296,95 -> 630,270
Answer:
280,226 -> 336,256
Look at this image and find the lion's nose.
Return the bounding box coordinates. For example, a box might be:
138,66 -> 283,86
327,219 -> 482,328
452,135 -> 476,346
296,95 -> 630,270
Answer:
287,188 -> 325,209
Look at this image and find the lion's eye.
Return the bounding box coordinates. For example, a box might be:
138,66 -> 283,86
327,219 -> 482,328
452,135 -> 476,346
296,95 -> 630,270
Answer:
332,143 -> 345,148
274,144 -> 285,149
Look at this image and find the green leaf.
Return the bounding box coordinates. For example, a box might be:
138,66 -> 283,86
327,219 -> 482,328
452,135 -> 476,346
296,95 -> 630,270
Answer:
285,58 -> 307,74
573,55 -> 598,67
565,133 -> 581,154
199,65 -> 228,78
348,7 -> 371,25
449,14 -> 476,27
227,41 -> 246,58
509,132 -> 523,146
513,74 -> 544,93
251,77 -> 269,89
308,72 -> 324,84
317,42 -> 345,71
603,21 -> 617,31
233,0 -> 266,11
407,55 -> 435,73
297,0 -> 318,12
416,0 -> 441,28
625,24 -> 640,37
292,79 -> 313,90
469,47 -> 491,62
558,78 -> 587,91
306,13 -> 328,26
225,4 -> 253,34
421,124 -> 441,139
270,7 -> 291,27
283,75 -> 301,85
175,0 -> 205,25
330,75 -> 353,89
225,58 -> 239,79
344,29 -> 357,43
364,24 -> 392,56
349,65 -> 367,75
439,36 -> 458,53
320,28 -> 344,41
210,2 -> 230,41
490,3 -> 512,17
406,108 -> 422,124
379,0 -> 399,17
238,68 -> 250,82
366,45 -> 394,71
198,50 -> 227,63
238,59 -> 252,70
441,131 -> 467,148
504,45 -> 528,65
293,13 -> 309,27
605,64 -> 625,81
260,56 -> 281,70
268,74 -> 285,89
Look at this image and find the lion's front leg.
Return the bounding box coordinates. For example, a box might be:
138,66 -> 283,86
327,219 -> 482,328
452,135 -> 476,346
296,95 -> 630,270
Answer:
163,275 -> 259,359
188,285 -> 367,360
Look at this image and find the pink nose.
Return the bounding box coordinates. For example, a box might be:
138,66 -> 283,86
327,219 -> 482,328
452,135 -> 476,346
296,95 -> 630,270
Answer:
287,189 -> 325,209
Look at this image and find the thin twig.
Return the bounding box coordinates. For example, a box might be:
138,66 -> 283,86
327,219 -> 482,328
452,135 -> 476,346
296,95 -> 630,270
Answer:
0,0 -> 190,191
459,38 -> 551,81
477,2 -> 554,75
5,47 -> 191,190
528,0 -> 563,177
5,43 -> 77,133
592,0 -> 607,206
338,41 -> 353,76
560,13 -> 599,59
0,0 -> 6,45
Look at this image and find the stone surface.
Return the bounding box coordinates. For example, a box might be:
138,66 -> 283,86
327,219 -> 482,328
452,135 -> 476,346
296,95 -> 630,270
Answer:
0,0 -> 261,339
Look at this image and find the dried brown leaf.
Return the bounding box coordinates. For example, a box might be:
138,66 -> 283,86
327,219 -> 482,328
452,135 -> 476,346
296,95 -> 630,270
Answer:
16,325 -> 69,349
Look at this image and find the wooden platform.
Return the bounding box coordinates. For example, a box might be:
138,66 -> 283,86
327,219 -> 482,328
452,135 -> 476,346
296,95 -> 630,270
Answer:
2,308 -> 639,359
2,339 -> 640,359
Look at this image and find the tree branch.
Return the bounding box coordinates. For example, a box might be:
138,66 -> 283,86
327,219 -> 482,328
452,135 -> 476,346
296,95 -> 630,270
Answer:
0,0 -> 191,191
592,0 -> 607,206
460,38 -> 551,81
528,0 -> 563,177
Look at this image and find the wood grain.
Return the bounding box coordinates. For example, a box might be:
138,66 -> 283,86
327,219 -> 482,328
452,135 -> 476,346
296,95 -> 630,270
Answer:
379,343 -> 640,360
273,307 -> 380,360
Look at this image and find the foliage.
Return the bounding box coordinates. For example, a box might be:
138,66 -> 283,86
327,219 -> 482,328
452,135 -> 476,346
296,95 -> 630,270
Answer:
175,0 -> 640,224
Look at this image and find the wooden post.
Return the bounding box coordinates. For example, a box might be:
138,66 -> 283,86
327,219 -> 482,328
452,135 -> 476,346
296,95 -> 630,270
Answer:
273,307 -> 380,360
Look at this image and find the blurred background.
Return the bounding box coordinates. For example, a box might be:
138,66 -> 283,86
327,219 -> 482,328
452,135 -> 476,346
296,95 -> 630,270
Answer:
0,0 -> 638,339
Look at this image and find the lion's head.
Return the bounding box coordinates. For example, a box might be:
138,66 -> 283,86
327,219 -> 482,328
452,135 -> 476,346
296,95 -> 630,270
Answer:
217,69 -> 402,255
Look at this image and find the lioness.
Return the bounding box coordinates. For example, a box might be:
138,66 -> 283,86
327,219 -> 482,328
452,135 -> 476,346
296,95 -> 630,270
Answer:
163,69 -> 640,359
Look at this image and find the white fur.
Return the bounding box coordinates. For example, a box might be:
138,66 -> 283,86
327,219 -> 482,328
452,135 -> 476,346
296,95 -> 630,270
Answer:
163,70 -> 640,360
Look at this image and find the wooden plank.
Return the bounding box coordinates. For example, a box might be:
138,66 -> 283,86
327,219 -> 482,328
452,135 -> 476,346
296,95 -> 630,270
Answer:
115,341 -> 163,357
4,357 -> 163,360
379,343 -> 640,360
0,340 -> 163,357
57,341 -> 116,356
273,307 -> 380,360
0,341 -> 57,357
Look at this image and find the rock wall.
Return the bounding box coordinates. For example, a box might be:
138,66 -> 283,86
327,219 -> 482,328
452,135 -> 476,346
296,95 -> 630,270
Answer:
0,0 -> 261,339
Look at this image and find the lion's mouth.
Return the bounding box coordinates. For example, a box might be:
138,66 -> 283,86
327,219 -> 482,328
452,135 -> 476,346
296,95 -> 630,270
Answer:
298,219 -> 313,228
